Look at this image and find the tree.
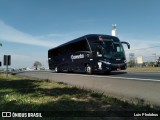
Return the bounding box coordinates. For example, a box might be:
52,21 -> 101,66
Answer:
128,60 -> 135,67
147,62 -> 155,67
33,61 -> 42,70
0,43 -> 2,46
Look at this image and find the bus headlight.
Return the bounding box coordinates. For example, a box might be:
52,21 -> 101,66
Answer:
102,61 -> 111,65
105,62 -> 111,65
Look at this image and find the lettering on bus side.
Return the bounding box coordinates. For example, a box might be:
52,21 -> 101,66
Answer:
71,54 -> 85,60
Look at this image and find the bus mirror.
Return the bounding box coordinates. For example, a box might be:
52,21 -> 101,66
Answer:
121,41 -> 130,49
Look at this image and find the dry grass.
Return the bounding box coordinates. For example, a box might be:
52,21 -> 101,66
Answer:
124,67 -> 160,72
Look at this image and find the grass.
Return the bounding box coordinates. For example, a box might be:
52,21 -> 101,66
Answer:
123,67 -> 160,72
0,73 -> 160,120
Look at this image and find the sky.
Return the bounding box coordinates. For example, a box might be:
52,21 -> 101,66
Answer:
0,0 -> 160,68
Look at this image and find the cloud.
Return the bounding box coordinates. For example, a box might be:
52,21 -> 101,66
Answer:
0,20 -> 89,48
1,19 -> 159,64
36,33 -> 75,45
12,54 -> 47,68
0,53 -> 48,68
0,20 -> 58,48
119,34 -> 160,61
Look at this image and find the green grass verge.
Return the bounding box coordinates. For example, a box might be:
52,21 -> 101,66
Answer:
0,73 -> 159,120
124,67 -> 160,72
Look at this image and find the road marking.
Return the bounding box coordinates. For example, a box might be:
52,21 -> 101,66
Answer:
92,75 -> 160,82
56,73 -> 160,82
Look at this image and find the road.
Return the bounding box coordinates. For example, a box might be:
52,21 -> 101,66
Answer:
105,71 -> 160,81
18,71 -> 160,106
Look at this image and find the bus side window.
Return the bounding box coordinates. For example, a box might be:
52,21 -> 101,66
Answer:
116,46 -> 121,52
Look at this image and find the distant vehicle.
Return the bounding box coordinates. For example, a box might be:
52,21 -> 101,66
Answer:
48,34 -> 130,74
25,67 -> 34,71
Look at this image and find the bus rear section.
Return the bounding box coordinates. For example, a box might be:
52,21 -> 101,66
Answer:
48,37 -> 93,73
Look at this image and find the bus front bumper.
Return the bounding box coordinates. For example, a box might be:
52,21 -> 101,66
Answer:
107,63 -> 127,71
93,62 -> 127,72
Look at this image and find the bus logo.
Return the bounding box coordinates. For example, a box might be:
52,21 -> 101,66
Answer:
71,54 -> 84,60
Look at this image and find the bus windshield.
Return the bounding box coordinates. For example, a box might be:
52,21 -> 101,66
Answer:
102,40 -> 125,58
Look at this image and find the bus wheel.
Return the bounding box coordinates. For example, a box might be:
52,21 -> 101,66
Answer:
86,65 -> 92,74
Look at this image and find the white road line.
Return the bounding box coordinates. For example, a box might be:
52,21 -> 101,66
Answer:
91,75 -> 160,82
55,73 -> 160,82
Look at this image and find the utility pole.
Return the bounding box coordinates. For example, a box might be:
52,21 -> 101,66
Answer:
0,43 -> 2,67
4,55 -> 11,77
152,53 -> 156,63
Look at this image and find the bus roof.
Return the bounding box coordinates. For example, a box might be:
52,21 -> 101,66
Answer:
48,34 -> 119,51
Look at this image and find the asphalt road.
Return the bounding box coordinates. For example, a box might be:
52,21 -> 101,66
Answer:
18,71 -> 160,106
105,71 -> 160,81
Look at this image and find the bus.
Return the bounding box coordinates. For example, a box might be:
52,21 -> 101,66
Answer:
48,34 -> 130,74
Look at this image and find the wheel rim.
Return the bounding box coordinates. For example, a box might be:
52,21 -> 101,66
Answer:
87,66 -> 91,72
86,66 -> 92,74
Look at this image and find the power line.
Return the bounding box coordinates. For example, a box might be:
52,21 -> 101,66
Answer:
128,46 -> 160,51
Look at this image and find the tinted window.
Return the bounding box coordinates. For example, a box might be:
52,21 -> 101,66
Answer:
87,36 -> 100,51
65,39 -> 89,53
50,39 -> 90,57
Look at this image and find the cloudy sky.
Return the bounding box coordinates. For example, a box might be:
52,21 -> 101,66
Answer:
0,0 -> 160,68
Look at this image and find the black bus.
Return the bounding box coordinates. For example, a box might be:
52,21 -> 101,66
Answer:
48,34 -> 130,74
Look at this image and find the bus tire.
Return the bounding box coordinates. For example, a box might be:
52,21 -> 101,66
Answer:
86,65 -> 92,74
